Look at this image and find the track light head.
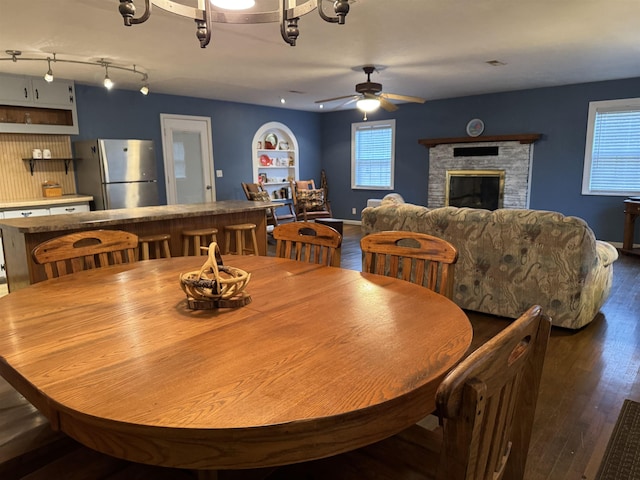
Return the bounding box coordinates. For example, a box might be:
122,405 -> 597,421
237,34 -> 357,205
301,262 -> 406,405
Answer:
44,57 -> 54,82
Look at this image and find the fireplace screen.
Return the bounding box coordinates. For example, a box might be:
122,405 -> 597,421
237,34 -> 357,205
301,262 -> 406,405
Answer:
445,170 -> 505,210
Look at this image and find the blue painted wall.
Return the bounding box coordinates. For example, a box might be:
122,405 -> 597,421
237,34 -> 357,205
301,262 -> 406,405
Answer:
73,84 -> 321,203
321,77 -> 640,242
74,77 -> 640,242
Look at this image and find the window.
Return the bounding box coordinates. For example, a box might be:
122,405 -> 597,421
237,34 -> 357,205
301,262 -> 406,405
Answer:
583,98 -> 640,196
351,119 -> 395,190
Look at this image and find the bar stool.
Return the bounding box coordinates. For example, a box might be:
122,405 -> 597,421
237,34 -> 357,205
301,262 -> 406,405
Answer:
138,233 -> 172,260
182,227 -> 219,256
224,223 -> 259,256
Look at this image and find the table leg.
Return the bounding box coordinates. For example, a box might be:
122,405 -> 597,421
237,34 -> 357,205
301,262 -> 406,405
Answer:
622,211 -> 637,251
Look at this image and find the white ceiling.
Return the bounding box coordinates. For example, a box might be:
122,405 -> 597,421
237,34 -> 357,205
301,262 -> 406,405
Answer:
1,0 -> 640,112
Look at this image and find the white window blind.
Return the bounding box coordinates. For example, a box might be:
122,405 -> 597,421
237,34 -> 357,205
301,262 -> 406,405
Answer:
351,119 -> 395,190
583,99 -> 640,196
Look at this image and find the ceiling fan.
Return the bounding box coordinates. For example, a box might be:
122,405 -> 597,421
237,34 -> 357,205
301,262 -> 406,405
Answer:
315,65 -> 426,114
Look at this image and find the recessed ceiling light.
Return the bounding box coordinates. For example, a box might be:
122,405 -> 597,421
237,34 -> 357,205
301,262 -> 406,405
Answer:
280,98 -> 286,104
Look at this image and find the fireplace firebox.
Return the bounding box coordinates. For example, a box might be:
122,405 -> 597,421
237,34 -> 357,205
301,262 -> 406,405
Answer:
445,169 -> 505,210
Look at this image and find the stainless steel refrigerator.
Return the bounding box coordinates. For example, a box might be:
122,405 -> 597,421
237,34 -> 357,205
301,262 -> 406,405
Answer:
74,139 -> 160,210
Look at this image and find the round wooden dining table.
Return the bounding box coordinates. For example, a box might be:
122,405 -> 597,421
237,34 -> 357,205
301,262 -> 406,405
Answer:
0,255 -> 472,472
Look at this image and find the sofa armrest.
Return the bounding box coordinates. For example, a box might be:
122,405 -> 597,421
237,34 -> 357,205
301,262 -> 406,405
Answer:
596,241 -> 619,267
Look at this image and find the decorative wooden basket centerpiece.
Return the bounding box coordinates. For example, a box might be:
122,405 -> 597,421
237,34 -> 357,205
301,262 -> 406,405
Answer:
180,242 -> 251,309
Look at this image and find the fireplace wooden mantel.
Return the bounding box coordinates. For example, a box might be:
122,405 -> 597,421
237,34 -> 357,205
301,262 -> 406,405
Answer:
418,133 -> 541,148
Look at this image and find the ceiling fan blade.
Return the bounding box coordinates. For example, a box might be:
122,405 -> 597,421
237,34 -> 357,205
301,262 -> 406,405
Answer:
379,96 -> 399,112
315,94 -> 357,104
381,92 -> 426,104
326,97 -> 359,111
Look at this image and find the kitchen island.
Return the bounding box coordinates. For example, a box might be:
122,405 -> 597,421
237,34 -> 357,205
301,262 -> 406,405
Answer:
0,200 -> 273,292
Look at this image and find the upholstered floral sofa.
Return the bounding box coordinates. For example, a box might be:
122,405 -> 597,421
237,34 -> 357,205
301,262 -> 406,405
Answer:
361,202 -> 619,329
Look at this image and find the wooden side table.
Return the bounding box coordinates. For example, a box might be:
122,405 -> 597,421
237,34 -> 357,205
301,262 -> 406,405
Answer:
622,199 -> 640,256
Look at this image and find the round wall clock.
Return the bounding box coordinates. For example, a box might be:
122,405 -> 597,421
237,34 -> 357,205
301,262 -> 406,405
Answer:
466,118 -> 485,137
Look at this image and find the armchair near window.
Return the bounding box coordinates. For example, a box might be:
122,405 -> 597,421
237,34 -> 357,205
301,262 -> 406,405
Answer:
290,179 -> 332,221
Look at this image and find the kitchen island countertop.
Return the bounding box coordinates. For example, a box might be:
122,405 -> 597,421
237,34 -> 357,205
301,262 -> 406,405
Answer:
0,200 -> 275,291
0,200 -> 275,233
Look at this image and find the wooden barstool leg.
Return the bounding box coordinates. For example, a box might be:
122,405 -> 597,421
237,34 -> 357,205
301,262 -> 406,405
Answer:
224,230 -> 232,254
162,239 -> 171,258
194,236 -> 202,256
142,241 -> 150,261
153,241 -> 161,259
182,237 -> 190,256
249,228 -> 259,255
235,230 -> 243,255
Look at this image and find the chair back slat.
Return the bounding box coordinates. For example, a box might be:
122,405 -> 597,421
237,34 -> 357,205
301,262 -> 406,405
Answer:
32,230 -> 139,280
361,231 -> 458,298
273,222 -> 342,266
436,305 -> 552,480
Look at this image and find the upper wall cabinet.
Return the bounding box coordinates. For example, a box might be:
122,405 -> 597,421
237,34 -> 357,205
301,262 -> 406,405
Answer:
0,73 -> 79,134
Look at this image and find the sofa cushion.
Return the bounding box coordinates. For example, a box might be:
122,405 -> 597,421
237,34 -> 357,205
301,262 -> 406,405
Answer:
361,203 -> 617,329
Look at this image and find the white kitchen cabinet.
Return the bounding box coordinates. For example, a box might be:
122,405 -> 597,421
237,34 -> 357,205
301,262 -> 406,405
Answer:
3,207 -> 51,219
30,78 -> 76,108
0,74 -> 32,104
49,204 -> 90,215
0,72 -> 79,134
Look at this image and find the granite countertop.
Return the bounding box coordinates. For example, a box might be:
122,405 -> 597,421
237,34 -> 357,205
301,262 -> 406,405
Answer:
0,200 -> 275,233
0,195 -> 94,210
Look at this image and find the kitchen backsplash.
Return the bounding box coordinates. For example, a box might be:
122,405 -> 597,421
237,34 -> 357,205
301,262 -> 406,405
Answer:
0,133 -> 77,201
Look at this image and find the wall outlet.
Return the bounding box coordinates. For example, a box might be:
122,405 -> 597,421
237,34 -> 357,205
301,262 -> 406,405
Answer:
216,170 -> 223,178
351,207 -> 357,215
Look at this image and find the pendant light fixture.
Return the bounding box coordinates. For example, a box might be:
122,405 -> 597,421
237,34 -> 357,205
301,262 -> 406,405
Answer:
211,0 -> 255,9
119,0 -> 351,48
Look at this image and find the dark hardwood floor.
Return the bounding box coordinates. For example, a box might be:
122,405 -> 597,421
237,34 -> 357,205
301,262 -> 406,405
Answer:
2,223 -> 638,479
313,224 -> 640,480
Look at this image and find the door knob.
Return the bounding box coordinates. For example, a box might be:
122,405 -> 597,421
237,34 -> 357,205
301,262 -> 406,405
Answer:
206,185 -> 212,190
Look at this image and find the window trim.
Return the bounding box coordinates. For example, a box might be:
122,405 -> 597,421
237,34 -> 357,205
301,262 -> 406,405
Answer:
582,98 -> 640,196
351,119 -> 396,190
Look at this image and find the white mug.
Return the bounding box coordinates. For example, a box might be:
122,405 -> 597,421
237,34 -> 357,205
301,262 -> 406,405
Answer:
42,149 -> 52,159
32,149 -> 42,159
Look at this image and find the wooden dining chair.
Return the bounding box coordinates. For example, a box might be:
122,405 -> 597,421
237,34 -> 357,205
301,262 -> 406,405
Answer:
267,305 -> 552,480
32,229 -> 138,279
360,231 -> 458,299
290,179 -> 332,221
272,221 -> 342,266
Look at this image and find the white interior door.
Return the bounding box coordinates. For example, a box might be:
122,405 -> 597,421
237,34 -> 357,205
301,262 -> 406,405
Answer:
161,114 -> 215,204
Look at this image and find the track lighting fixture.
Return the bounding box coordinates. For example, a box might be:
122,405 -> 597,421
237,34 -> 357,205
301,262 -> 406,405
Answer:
1,50 -> 149,95
103,64 -> 114,90
118,0 -> 351,48
44,57 -> 54,83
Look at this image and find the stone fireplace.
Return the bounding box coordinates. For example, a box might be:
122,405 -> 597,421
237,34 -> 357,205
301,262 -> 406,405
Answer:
419,134 -> 541,210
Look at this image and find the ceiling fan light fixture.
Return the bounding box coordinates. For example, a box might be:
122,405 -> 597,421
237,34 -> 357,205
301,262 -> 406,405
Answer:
357,97 -> 380,112
211,0 -> 255,10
